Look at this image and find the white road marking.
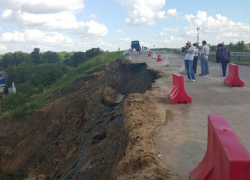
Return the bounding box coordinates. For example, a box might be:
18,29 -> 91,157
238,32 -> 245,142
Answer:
204,76 -> 223,82
239,66 -> 250,69
243,87 -> 250,90
205,76 -> 250,90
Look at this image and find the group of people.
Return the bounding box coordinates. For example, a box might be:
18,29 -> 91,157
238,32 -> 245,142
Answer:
184,40 -> 231,81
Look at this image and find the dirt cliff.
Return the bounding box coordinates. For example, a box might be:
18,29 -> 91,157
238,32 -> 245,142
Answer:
0,59 -> 179,180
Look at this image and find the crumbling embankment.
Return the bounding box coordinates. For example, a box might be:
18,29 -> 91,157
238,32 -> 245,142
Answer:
115,91 -> 180,180
0,59 -> 179,180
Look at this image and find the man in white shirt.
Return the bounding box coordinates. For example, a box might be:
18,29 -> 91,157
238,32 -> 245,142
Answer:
184,41 -> 195,81
193,43 -> 199,74
199,40 -> 210,76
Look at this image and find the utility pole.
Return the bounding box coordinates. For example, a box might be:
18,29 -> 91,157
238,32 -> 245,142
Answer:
197,27 -> 200,46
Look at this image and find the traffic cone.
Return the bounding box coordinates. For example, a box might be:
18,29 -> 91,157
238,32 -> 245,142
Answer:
153,52 -> 156,59
163,57 -> 170,66
148,51 -> 151,57
157,54 -> 162,61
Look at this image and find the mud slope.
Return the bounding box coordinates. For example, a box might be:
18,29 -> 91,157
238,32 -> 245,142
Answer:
0,59 -> 175,180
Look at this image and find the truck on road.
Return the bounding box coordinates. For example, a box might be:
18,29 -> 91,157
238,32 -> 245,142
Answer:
131,40 -> 141,51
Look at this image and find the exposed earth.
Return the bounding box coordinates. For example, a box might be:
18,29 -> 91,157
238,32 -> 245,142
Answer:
0,58 -> 180,180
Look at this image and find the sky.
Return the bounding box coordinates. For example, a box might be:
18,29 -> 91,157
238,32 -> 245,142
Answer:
0,0 -> 250,54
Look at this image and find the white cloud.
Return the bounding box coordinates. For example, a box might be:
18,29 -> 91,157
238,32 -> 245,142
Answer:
0,0 -> 108,37
151,35 -> 188,49
0,44 -> 7,50
113,37 -> 131,50
163,36 -> 185,43
152,11 -> 250,48
0,0 -> 84,14
0,31 -> 25,42
182,11 -> 250,44
1,10 -> 108,37
117,29 -> 124,33
2,11 -> 108,37
163,27 -> 179,33
116,0 -> 178,25
0,29 -> 74,46
150,32 -> 167,37
140,41 -> 150,47
77,37 -> 117,51
117,37 -> 131,43
88,13 -> 97,19
159,32 -> 167,36
70,20 -> 108,37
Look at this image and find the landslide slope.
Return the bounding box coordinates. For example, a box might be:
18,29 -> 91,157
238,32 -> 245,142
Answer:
0,59 -> 180,180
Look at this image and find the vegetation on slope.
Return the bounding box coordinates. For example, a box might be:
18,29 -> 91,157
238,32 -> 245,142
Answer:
0,50 -> 122,119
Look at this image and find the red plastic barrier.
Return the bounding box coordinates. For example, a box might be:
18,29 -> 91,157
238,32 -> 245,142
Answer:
167,73 -> 192,104
157,54 -> 162,61
148,51 -> 151,57
224,63 -> 244,87
189,114 -> 250,180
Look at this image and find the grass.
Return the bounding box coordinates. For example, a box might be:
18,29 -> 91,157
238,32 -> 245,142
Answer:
0,51 -> 122,120
166,49 -> 184,55
208,55 -> 250,65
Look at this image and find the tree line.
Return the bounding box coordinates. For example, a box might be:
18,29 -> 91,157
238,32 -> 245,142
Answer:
0,47 -> 103,70
209,41 -> 249,52
0,47 -> 103,112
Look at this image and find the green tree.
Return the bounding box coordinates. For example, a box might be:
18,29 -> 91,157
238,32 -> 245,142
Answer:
1,93 -> 28,111
42,51 -> 60,63
29,62 -> 68,86
5,63 -> 32,87
0,55 -> 3,70
71,52 -> 85,67
236,41 -> 245,52
228,42 -> 234,51
13,51 -> 30,65
5,66 -> 19,87
2,52 -> 15,69
31,48 -> 41,65
85,48 -> 103,59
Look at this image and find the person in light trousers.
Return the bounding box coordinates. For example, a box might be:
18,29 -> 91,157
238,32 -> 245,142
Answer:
199,40 -> 210,76
184,41 -> 196,81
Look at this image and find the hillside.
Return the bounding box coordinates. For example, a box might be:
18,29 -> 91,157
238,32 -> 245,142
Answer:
0,56 -> 180,180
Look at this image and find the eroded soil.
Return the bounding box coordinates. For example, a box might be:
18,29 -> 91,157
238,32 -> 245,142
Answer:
0,59 -> 179,180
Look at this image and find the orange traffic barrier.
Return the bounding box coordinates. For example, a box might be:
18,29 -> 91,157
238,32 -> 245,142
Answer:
148,51 -> 151,57
157,54 -> 162,61
224,63 -> 244,87
189,114 -> 250,180
168,73 -> 192,104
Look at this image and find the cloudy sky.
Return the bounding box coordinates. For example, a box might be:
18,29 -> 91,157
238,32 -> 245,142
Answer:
0,0 -> 250,54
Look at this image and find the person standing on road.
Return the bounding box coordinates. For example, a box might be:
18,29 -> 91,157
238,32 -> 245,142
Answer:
193,43 -> 199,74
184,41 -> 196,81
199,40 -> 210,76
216,43 -> 230,77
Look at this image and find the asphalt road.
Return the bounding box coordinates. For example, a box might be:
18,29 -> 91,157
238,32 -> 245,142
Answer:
128,50 -> 250,180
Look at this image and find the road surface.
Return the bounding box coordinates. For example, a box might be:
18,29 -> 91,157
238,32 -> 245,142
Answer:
129,50 -> 250,180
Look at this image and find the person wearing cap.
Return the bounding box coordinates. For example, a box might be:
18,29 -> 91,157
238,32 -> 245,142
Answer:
199,40 -> 210,76
192,43 -> 199,74
184,41 -> 196,82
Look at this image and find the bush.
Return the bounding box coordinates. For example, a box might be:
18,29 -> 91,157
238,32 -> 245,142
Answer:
1,93 -> 28,111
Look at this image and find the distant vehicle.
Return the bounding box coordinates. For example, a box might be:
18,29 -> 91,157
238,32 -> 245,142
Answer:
0,78 -> 5,85
131,41 -> 141,51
